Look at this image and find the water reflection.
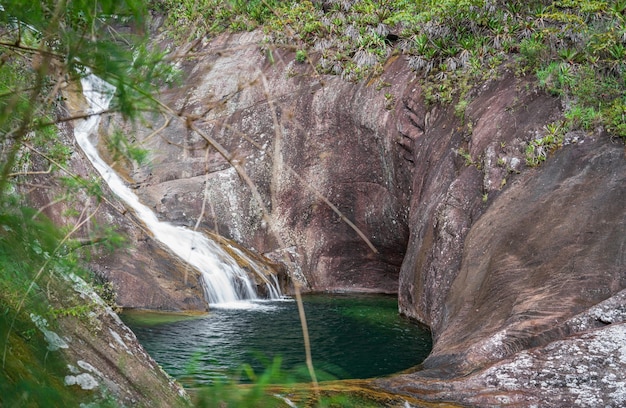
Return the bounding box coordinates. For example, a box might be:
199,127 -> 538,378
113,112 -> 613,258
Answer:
122,294 -> 431,386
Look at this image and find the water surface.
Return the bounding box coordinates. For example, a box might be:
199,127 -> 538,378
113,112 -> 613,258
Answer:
122,294 -> 431,386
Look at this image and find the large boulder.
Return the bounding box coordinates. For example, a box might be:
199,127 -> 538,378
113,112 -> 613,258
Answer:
377,135 -> 626,406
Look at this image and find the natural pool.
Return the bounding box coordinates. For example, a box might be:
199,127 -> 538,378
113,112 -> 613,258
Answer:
121,294 -> 432,386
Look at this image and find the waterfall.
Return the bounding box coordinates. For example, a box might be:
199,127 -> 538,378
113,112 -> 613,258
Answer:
74,74 -> 282,306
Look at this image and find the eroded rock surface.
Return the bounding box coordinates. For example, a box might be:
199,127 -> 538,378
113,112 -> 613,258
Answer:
86,30 -> 625,406
377,292 -> 626,407
397,70 -> 563,332
125,32 -> 416,293
427,136 -> 625,372
57,276 -> 189,407
376,137 -> 626,406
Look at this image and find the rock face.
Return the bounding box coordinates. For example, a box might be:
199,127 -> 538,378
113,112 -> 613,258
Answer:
378,295 -> 626,406
58,86 -> 208,312
380,61 -> 626,405
126,32 -> 416,293
376,136 -> 626,406
424,136 -> 625,373
396,70 -> 562,330
88,30 -> 625,405
55,282 -> 190,407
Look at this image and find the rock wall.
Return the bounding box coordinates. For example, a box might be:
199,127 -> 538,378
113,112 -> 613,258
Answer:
88,30 -> 625,405
125,32 -> 416,293
384,61 -> 626,405
397,70 -> 562,332
427,135 -> 625,372
56,288 -> 191,407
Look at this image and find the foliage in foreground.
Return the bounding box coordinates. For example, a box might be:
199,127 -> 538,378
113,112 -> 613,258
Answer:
0,0 -> 173,406
191,356 -> 404,408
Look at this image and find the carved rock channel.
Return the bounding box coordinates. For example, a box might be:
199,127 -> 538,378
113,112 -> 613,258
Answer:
84,31 -> 625,405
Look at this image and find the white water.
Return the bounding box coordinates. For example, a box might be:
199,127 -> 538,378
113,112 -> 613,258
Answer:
74,75 -> 282,306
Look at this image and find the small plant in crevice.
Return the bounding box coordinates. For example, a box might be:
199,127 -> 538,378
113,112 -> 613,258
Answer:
525,122 -> 566,167
384,92 -> 395,110
456,147 -> 475,167
519,35 -> 548,70
295,49 -> 308,63
454,98 -> 469,124
93,274 -> 120,312
537,61 -> 573,97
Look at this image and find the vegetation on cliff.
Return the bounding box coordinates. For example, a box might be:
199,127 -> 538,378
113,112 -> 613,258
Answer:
156,0 -> 625,145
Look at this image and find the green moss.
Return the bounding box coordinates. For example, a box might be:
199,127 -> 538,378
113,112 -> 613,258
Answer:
120,309 -> 206,327
0,301 -> 84,407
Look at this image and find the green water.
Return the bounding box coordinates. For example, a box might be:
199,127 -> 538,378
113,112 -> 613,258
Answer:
122,294 -> 431,386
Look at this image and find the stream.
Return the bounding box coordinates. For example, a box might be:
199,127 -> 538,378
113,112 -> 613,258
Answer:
75,74 -> 281,305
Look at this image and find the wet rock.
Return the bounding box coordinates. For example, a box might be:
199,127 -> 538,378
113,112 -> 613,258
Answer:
50,83 -> 209,312
122,32 -> 415,294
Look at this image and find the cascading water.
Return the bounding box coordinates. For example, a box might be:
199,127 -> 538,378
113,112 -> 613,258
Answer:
74,74 -> 282,306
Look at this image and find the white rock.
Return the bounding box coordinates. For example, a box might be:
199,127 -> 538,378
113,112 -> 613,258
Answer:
65,373 -> 99,390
